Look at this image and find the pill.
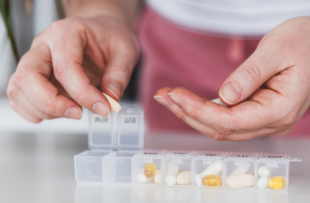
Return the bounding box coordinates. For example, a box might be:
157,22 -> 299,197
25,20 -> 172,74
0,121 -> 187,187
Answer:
176,171 -> 191,185
226,174 -> 254,188
268,177 -> 286,189
229,162 -> 250,176
137,172 -> 154,183
195,161 -> 223,186
144,163 -> 156,178
257,177 -> 269,189
202,175 -> 222,187
102,93 -> 121,113
165,161 -> 180,186
195,174 -> 202,186
258,166 -> 271,177
154,169 -> 161,184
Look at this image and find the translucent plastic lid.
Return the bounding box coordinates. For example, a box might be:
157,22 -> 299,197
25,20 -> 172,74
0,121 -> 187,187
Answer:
259,153 -> 289,160
195,151 -> 227,159
88,111 -> 115,150
226,152 -> 258,161
88,106 -> 144,151
164,150 -> 197,158
116,107 -> 144,151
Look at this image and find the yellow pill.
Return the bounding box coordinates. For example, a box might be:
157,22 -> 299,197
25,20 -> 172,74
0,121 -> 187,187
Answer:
202,175 -> 222,187
268,177 -> 286,189
144,163 -> 156,178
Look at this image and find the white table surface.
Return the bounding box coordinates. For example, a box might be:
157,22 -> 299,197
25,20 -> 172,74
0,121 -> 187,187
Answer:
0,98 -> 309,203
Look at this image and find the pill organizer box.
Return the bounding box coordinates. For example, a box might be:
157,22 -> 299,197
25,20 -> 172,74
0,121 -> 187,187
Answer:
74,107 -> 302,191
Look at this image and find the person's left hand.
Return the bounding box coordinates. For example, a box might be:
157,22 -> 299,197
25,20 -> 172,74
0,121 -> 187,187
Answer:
154,17 -> 310,141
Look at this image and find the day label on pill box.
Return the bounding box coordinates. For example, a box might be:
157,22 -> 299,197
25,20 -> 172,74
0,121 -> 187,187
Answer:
260,153 -> 286,160
228,152 -> 255,159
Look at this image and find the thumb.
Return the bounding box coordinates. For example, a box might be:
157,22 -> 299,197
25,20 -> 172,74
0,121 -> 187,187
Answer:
219,49 -> 281,105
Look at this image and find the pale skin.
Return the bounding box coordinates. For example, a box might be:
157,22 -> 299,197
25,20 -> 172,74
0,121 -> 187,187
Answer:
6,0 -> 310,141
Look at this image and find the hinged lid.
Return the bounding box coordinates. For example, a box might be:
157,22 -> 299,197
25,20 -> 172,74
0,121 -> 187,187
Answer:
88,106 -> 144,151
195,151 -> 227,160
226,151 -> 258,161
116,107 -> 144,151
88,111 -> 115,150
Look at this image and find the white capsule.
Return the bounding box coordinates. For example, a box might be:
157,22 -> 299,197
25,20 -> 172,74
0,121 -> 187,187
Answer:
258,166 -> 271,177
229,162 -> 251,176
102,93 -> 122,113
226,174 -> 254,188
154,169 -> 161,184
257,177 -> 269,189
137,172 -> 154,183
165,161 -> 180,186
176,171 -> 191,185
200,161 -> 223,178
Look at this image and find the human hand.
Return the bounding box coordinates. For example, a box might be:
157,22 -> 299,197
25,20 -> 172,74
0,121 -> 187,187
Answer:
7,16 -> 139,123
154,17 -> 310,141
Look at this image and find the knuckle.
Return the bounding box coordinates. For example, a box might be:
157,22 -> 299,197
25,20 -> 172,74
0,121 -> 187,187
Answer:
53,60 -> 68,81
14,69 -> 29,86
216,122 -> 236,135
243,62 -> 262,88
6,84 -> 19,101
44,99 -> 56,116
210,131 -> 226,141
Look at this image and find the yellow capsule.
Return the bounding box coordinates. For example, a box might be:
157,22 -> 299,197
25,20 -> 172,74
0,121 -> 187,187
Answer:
144,163 -> 156,178
202,175 -> 222,187
268,177 -> 286,189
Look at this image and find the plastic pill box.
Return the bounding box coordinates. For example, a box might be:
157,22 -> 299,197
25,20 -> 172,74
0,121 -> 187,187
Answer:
74,107 -> 301,191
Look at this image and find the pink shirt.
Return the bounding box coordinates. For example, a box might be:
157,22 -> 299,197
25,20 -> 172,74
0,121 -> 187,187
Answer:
138,8 -> 310,137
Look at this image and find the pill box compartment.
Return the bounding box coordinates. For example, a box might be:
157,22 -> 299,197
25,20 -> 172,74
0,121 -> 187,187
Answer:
161,150 -> 198,187
192,151 -> 227,188
255,153 -> 301,191
132,150 -> 167,186
224,152 -> 258,190
74,107 -> 145,184
74,150 -> 111,184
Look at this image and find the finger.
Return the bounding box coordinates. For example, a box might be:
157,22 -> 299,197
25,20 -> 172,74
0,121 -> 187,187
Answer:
100,33 -> 139,101
7,81 -> 56,120
218,45 -> 286,106
14,46 -> 83,119
47,19 -> 110,117
10,101 -> 42,123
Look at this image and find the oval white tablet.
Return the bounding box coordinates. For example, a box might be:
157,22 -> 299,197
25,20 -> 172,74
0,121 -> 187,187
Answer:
226,174 -> 254,188
137,172 -> 154,183
176,171 -> 191,185
102,93 -> 122,113
257,177 -> 269,189
258,166 -> 271,177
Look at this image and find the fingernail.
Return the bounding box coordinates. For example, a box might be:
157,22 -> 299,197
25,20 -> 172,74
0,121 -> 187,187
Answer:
65,107 -> 82,119
92,102 -> 110,117
219,82 -> 241,104
108,82 -> 122,100
154,95 -> 169,106
168,93 -> 183,106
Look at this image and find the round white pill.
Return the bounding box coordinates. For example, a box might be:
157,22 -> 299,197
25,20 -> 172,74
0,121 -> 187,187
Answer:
137,172 -> 154,183
195,174 -> 202,186
257,177 -> 269,189
258,166 -> 271,177
165,161 -> 180,186
166,176 -> 177,185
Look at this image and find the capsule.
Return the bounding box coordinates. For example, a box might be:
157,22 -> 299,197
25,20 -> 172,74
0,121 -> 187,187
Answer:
144,163 -> 156,178
202,175 -> 222,187
268,177 -> 286,189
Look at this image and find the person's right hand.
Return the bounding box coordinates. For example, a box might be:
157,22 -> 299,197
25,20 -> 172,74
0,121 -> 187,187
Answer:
6,16 -> 139,123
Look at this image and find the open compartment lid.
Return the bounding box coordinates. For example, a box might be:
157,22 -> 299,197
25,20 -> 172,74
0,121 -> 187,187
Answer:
116,107 -> 144,151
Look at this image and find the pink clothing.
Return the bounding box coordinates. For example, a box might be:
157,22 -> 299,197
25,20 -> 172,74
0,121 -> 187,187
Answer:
138,9 -> 310,137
